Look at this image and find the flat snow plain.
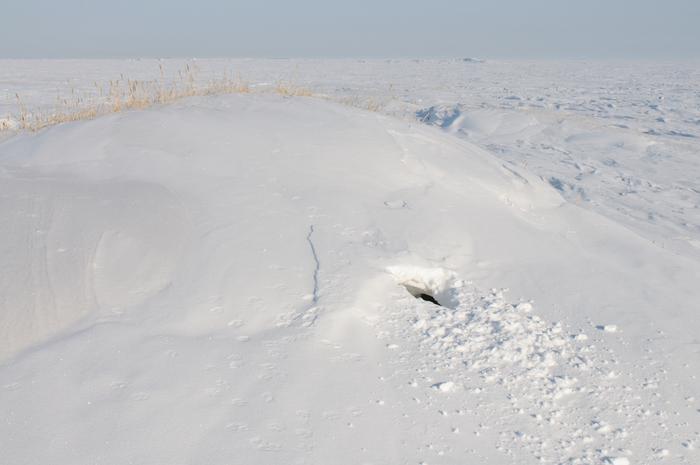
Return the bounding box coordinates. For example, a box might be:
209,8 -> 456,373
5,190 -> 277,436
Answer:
1,60 -> 699,465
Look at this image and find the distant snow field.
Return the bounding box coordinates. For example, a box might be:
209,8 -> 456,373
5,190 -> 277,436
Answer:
1,60 -> 699,465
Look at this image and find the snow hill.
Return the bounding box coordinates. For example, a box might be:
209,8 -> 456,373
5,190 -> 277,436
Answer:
1,94 -> 698,464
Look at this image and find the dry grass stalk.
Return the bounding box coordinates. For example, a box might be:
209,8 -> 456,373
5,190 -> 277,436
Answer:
3,65 -> 393,135
274,82 -> 314,97
6,63 -> 253,133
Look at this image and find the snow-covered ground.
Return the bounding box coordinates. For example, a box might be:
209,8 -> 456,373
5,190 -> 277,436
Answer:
3,59 -> 700,257
1,60 -> 699,464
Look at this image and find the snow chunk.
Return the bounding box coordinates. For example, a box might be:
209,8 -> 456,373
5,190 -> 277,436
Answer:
387,265 -> 460,308
431,381 -> 457,393
515,302 -> 533,312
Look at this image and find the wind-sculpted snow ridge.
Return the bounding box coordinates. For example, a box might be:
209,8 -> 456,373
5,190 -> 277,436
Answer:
415,101 -> 700,262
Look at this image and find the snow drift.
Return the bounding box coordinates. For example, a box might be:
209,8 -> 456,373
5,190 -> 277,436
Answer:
0,94 -> 698,464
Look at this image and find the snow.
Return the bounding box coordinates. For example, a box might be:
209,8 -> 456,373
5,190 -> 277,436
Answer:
1,60 -> 700,464
431,381 -> 457,393
604,457 -> 630,465
3,59 -> 699,257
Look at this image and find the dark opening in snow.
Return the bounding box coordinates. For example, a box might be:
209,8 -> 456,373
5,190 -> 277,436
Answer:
418,293 -> 441,306
401,283 -> 443,307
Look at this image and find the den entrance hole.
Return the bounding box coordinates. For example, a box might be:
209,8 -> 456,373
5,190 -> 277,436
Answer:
402,283 -> 443,307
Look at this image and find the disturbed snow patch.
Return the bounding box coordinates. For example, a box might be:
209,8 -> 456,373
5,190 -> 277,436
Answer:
389,266 -> 580,395
411,284 -> 582,406
384,266 -> 670,464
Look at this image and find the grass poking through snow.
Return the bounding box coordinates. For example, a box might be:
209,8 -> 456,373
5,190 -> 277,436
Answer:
1,62 -> 397,135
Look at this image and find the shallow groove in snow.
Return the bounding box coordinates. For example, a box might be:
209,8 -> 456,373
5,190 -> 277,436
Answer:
306,224 -> 320,305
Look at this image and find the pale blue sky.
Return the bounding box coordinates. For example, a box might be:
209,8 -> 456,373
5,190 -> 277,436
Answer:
1,0 -> 698,58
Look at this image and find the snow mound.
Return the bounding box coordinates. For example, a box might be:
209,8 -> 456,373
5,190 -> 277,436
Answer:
0,95 -> 556,359
0,93 -> 697,465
